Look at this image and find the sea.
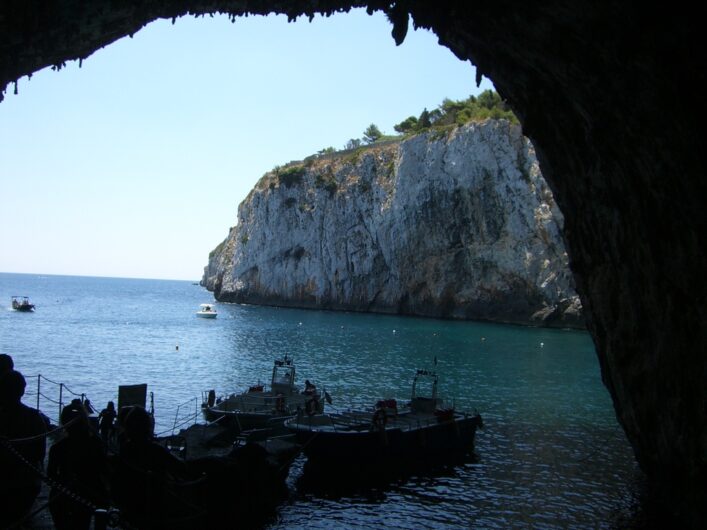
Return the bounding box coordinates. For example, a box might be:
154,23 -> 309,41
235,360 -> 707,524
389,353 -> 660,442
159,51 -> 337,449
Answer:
0,272 -> 652,529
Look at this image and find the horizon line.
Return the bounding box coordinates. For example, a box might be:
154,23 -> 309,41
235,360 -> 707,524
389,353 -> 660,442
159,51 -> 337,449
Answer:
0,270 -> 202,283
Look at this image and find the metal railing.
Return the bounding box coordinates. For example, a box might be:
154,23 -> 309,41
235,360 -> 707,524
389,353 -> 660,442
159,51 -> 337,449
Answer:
23,374 -> 93,426
168,396 -> 200,436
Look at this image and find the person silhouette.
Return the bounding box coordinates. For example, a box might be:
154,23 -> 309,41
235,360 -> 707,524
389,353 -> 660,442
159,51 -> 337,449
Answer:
47,403 -> 108,530
82,398 -> 95,415
303,380 -> 316,395
0,353 -> 13,376
98,401 -> 116,443
0,369 -> 48,528
112,406 -> 189,528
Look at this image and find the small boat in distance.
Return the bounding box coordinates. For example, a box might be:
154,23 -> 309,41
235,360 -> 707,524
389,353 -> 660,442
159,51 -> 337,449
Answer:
11,296 -> 35,312
285,367 -> 482,467
196,303 -> 217,318
202,355 -> 328,433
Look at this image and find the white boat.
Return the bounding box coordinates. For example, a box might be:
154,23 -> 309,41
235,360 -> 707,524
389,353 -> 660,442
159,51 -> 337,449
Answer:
201,355 -> 329,433
196,303 -> 217,318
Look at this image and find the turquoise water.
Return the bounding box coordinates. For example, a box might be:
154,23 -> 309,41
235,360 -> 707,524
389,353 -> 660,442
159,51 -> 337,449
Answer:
0,272 -> 644,528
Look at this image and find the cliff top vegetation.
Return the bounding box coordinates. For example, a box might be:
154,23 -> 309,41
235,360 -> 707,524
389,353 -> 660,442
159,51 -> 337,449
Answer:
262,90 -> 516,186
336,89 -> 517,153
392,89 -> 517,135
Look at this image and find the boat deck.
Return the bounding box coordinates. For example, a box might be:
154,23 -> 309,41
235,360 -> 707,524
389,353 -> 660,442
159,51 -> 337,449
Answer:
288,409 -> 465,433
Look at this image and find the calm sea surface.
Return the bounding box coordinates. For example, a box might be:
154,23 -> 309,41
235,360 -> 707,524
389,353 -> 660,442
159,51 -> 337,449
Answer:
0,272 -> 647,528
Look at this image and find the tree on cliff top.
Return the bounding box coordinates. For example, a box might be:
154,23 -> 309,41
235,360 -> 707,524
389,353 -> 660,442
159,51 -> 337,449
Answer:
363,124 -> 383,144
394,90 -> 517,135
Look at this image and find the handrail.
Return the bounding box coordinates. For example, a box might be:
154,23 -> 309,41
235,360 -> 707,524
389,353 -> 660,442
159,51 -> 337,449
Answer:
23,374 -> 96,427
170,397 -> 199,435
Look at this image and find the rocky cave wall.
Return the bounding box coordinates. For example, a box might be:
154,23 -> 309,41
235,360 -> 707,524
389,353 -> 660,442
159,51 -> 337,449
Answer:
1,1 -> 704,524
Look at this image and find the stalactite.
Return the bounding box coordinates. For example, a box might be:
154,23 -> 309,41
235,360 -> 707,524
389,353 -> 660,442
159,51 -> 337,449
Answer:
386,2 -> 409,46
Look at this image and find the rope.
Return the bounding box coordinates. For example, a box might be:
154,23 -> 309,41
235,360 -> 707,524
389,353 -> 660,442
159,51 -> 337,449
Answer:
156,413 -> 198,437
3,415 -> 81,444
207,414 -> 227,426
61,384 -> 82,397
277,428 -> 320,473
6,424 -> 61,444
0,437 -> 98,512
38,391 -> 62,405
0,435 -> 142,529
2,423 -> 212,528
154,426 -> 175,437
37,374 -> 63,386
32,374 -> 88,397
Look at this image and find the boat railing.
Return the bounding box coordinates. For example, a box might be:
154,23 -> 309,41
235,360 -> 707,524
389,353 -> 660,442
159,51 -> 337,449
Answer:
170,396 -> 200,436
220,392 -> 304,413
228,394 -> 270,411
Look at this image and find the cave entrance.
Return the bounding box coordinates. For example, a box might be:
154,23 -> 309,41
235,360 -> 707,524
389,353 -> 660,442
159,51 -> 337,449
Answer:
0,10 -> 492,281
3,3 -> 703,526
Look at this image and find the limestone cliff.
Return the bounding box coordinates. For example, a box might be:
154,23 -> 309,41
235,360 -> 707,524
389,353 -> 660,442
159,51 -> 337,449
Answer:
203,120 -> 582,327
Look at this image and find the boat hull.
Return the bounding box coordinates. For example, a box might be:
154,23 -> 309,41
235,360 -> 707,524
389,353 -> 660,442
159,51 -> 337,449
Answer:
287,412 -> 482,464
203,391 -> 322,434
202,407 -> 294,433
196,312 -> 217,318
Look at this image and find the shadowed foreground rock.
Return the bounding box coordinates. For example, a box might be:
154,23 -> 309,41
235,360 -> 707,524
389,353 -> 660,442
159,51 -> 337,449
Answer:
0,1 -> 704,526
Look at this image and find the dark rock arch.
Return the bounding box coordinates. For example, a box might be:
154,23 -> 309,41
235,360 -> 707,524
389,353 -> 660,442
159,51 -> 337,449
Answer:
1,1 -> 704,524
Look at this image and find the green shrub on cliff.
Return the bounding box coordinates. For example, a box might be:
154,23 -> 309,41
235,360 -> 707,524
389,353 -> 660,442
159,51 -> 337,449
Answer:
315,172 -> 338,195
394,90 -> 517,134
277,165 -> 306,187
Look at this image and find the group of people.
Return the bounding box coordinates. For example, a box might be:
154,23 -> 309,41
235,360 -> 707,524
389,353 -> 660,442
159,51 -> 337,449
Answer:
0,353 -> 188,529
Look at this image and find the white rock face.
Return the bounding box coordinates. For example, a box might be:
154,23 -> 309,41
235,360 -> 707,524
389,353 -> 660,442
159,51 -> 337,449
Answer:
203,120 -> 583,327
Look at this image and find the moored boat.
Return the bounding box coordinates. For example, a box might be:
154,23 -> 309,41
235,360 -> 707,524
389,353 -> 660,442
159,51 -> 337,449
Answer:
11,295 -> 35,312
285,368 -> 482,466
196,303 -> 217,318
202,355 -> 329,433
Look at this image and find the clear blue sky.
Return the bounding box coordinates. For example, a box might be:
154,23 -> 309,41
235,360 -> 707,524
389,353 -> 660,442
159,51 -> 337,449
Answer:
0,9 -> 493,281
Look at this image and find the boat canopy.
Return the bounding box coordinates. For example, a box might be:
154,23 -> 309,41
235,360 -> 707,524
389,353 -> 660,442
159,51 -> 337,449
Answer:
410,369 -> 441,413
271,356 -> 297,394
